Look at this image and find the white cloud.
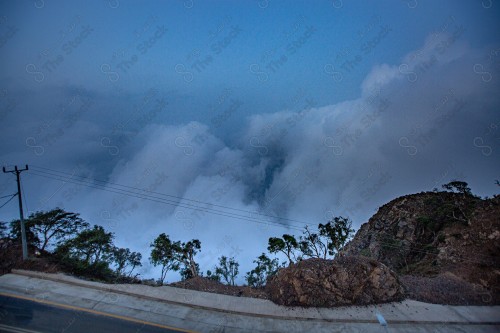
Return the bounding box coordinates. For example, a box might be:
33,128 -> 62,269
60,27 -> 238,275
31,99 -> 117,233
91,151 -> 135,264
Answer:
4,33 -> 498,283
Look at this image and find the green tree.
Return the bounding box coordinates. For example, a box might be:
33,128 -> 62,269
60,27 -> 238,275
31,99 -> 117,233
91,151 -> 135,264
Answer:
112,247 -> 142,277
318,216 -> 355,257
206,269 -> 221,282
298,225 -> 326,258
427,184 -> 479,226
214,256 -> 239,286
54,225 -> 116,280
149,233 -> 180,284
267,234 -> 300,265
57,225 -> 115,266
245,253 -> 282,288
280,217 -> 355,260
176,239 -> 201,278
442,180 -> 472,196
29,208 -> 90,251
150,235 -> 201,283
180,263 -> 200,281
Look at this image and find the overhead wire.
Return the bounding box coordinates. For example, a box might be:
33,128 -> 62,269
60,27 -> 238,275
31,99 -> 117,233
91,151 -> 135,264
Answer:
0,193 -> 17,199
0,193 -> 17,210
30,164 -> 317,228
28,170 -> 307,232
28,167 -> 497,265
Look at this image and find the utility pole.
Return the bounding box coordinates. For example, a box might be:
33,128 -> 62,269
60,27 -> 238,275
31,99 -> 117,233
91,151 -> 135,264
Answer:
3,165 -> 29,260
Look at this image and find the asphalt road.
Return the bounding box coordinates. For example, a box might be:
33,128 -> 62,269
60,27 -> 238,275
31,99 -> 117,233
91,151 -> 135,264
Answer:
0,294 -> 194,333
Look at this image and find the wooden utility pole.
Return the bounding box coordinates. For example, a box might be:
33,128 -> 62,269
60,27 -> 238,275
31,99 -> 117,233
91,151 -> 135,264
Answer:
2,165 -> 29,260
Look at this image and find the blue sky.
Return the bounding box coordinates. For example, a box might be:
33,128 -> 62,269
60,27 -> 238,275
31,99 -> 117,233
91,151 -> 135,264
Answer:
0,0 -> 499,282
3,0 -> 498,132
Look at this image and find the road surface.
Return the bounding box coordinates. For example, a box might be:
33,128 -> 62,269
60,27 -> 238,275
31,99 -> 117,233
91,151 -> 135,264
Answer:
1,270 -> 499,333
0,294 -> 193,333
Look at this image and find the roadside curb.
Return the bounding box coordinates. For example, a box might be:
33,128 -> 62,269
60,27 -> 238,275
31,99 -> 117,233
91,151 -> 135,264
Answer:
7,269 -> 500,325
10,269 -> 296,321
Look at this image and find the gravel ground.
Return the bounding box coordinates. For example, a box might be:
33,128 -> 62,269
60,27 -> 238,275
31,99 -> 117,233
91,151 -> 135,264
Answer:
400,273 -> 499,305
169,276 -> 269,299
0,240 -> 61,275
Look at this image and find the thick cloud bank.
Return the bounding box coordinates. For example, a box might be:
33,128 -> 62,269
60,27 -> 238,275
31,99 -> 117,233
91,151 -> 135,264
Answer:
2,33 -> 499,282
85,34 -> 497,280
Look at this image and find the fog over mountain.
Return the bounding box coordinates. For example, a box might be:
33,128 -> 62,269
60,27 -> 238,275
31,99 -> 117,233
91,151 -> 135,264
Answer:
0,1 -> 498,282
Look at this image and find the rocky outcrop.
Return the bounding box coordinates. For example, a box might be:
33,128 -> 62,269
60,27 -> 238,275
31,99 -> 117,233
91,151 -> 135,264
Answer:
266,256 -> 404,307
343,192 -> 500,304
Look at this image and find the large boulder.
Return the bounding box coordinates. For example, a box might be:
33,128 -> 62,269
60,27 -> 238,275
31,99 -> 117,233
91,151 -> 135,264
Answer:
266,256 -> 404,307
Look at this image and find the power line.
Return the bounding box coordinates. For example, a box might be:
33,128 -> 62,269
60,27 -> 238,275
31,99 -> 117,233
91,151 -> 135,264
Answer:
12,168 -> 500,267
28,170 -> 307,232
0,193 -> 17,199
29,166 -> 499,264
29,170 -> 306,232
30,165 -> 316,228
32,171 -> 302,230
0,193 -> 17,209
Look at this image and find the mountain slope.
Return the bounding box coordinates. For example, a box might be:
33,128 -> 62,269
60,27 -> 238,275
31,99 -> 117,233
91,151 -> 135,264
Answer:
343,191 -> 499,303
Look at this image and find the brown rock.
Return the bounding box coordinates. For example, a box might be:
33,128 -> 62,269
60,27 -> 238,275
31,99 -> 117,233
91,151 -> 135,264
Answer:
266,256 -> 404,307
342,192 -> 500,305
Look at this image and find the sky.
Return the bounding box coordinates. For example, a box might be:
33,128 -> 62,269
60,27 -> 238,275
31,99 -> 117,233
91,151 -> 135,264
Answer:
0,0 -> 499,283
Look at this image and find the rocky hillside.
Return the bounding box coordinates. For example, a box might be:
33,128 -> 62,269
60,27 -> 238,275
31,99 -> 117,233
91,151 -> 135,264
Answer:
343,191 -> 499,303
